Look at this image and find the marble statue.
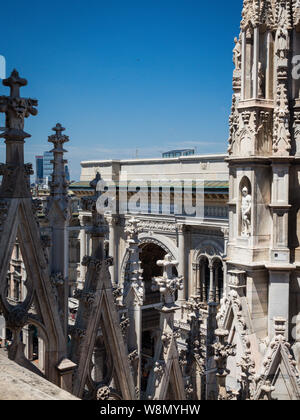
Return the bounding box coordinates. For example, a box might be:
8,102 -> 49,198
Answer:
258,62 -> 264,98
233,37 -> 241,71
241,187 -> 251,237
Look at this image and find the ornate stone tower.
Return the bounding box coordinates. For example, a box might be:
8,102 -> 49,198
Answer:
218,0 -> 300,400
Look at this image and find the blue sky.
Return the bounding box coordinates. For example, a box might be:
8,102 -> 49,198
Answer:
0,0 -> 242,180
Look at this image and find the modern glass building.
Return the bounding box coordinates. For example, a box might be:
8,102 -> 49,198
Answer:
43,151 -> 53,185
162,149 -> 195,158
35,156 -> 43,184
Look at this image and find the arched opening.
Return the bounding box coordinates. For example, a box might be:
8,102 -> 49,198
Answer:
198,256 -> 210,303
212,259 -> 224,305
196,255 -> 224,304
22,324 -> 45,375
140,242 -> 166,305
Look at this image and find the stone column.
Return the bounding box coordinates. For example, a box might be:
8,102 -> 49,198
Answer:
79,218 -> 87,289
221,227 -> 229,257
23,326 -> 33,361
1,325 -> 5,347
245,30 -> 253,99
268,269 -> 290,338
266,31 -> 273,100
192,263 -> 199,296
38,337 -> 45,373
106,214 -> 119,286
208,263 -> 214,303
215,265 -> 219,303
241,31 -> 246,100
252,27 -> 259,98
0,315 -> 6,347
201,262 -> 206,302
267,160 -> 293,338
206,301 -> 218,400
196,264 -> 201,296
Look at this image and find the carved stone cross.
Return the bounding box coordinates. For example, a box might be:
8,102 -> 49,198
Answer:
3,69 -> 27,98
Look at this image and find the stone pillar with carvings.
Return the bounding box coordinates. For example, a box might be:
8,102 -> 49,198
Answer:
177,223 -> 187,303
146,254 -> 184,399
123,217 -> 144,398
223,0 -> 300,400
78,215 -> 87,289
185,296 -> 206,400
212,329 -> 236,400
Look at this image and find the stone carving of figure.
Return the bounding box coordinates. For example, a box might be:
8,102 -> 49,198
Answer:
276,28 -> 289,60
258,62 -> 264,98
241,187 -> 251,237
233,37 -> 241,71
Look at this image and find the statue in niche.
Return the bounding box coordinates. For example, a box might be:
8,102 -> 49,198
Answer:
275,27 -> 289,60
258,62 -> 264,98
241,187 -> 251,237
233,37 -> 241,71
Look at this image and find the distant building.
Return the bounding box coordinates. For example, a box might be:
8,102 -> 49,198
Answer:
35,155 -> 43,184
162,149 -> 195,158
43,151 -> 53,185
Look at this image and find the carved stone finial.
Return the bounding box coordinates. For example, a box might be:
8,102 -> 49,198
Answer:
3,69 -> 27,98
53,123 -> 65,135
47,123 -> 70,206
0,70 -> 38,141
214,330 -> 235,371
213,328 -> 236,400
48,123 -> 69,149
152,254 -> 183,309
125,217 -> 142,242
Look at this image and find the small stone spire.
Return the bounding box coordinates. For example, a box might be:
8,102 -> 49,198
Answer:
124,217 -> 144,305
124,217 -> 144,397
46,124 -> 71,339
48,123 -> 69,198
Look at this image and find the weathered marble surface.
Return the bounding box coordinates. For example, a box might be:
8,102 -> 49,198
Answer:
0,353 -> 79,400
